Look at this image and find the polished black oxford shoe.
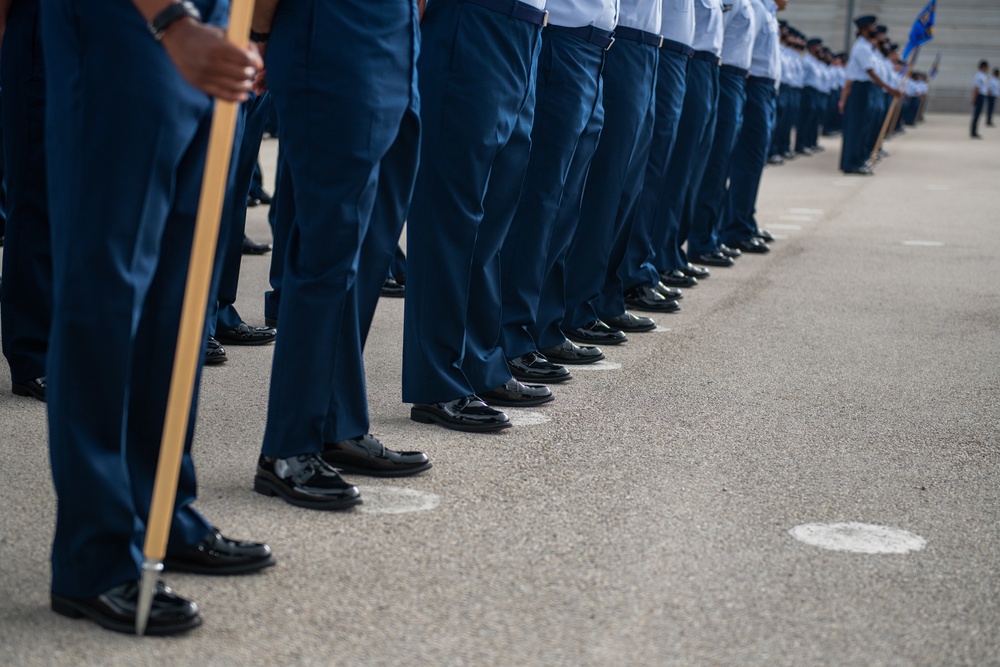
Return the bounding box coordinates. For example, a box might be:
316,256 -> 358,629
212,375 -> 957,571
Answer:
12,376 -> 46,402
216,321 -> 276,346
692,252 -> 735,268
254,453 -> 362,510
508,352 -> 572,384
624,285 -> 680,313
479,378 -> 554,407
565,319 -> 627,345
729,237 -> 770,254
718,244 -> 742,259
242,235 -> 272,255
165,529 -> 274,575
380,276 -> 405,298
659,269 -> 697,287
681,262 -> 711,279
755,229 -> 775,243
205,337 -> 227,365
653,282 -> 682,300
322,434 -> 431,477
603,311 -> 656,333
52,580 -> 201,636
540,338 -> 605,364
410,395 -> 511,432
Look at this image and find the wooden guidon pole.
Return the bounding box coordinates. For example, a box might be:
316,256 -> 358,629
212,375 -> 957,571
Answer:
869,48 -> 919,169
136,0 -> 257,636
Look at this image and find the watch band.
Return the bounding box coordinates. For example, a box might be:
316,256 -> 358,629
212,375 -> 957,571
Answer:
250,30 -> 271,44
148,1 -> 203,41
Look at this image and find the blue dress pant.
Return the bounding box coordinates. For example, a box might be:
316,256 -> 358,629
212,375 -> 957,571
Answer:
772,84 -> 798,156
971,95 -> 985,136
499,27 -> 606,359
562,37 -> 657,331
403,0 -> 541,403
209,91 -> 270,336
624,49 -> 689,292
387,245 -> 406,282
987,95 -> 996,125
263,145 -> 292,323
825,89 -> 843,133
653,57 -> 718,273
261,0 -> 419,455
42,0 -> 232,598
688,68 -> 745,258
1,0 -> 51,385
866,91 -> 888,155
720,78 -> 775,245
840,81 -> 874,171
795,86 -> 820,150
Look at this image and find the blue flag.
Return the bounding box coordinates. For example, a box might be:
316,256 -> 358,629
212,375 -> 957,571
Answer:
903,0 -> 936,61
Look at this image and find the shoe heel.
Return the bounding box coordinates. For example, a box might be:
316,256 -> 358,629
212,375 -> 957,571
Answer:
11,385 -> 30,397
253,476 -> 276,497
409,409 -> 434,425
51,597 -> 84,619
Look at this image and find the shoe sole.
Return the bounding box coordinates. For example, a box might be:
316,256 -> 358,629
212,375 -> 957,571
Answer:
477,393 -> 555,408
214,337 -> 276,347
253,476 -> 363,510
204,356 -> 228,366
409,408 -> 513,432
623,302 -> 680,314
509,370 -> 572,384
543,353 -> 606,365
51,596 -> 203,636
564,334 -> 627,347
163,556 -> 276,576
331,461 -> 433,478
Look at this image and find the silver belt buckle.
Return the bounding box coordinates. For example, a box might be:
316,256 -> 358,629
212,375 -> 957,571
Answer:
541,10 -> 549,27
658,35 -> 664,48
606,35 -> 615,51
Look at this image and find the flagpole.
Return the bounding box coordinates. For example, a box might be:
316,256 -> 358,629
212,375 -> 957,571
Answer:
869,47 -> 919,168
135,0 -> 257,636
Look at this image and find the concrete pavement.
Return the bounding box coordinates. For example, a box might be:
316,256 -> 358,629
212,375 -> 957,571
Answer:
0,113 -> 998,666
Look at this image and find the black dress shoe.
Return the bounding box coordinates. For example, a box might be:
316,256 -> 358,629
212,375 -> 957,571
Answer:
242,235 -> 272,255
692,252 -> 735,268
659,269 -> 697,288
205,337 -> 227,365
755,229 -> 775,243
653,282 -> 682,300
254,453 -> 362,510
624,285 -> 680,313
681,263 -> 711,279
843,166 -> 873,175
479,378 -> 554,407
604,311 -> 656,333
718,244 -> 742,258
216,321 -> 276,346
508,352 -> 572,384
164,529 -> 275,575
782,150 -> 795,160
767,154 -> 785,165
380,276 -> 405,298
540,338 -> 605,364
729,238 -> 770,254
51,580 -> 201,636
322,434 -> 431,477
246,196 -> 262,208
252,188 -> 273,205
410,395 -> 511,432
564,319 -> 627,346
12,376 -> 46,402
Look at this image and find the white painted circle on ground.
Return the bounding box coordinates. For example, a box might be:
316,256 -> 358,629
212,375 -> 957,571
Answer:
571,361 -> 622,371
356,486 -> 440,515
508,410 -> 552,427
902,240 -> 945,247
789,522 -> 926,554
779,215 -> 813,222
768,223 -> 803,231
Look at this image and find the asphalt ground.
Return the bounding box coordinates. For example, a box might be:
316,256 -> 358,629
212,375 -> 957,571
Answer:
0,113 -> 998,666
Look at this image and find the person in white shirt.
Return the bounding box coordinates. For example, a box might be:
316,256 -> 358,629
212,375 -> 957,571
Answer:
986,68 -> 999,127
971,60 -> 989,138
795,36 -> 825,154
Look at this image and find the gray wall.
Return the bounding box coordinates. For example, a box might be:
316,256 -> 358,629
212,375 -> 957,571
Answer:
780,1 -> 1000,112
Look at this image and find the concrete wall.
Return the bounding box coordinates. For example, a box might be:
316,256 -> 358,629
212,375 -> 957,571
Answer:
780,1 -> 1000,112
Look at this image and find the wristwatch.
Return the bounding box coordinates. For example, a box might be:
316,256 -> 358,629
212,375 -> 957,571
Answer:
148,1 -> 202,41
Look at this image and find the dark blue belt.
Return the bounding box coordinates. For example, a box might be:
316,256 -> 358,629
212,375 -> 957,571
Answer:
692,50 -> 722,66
661,38 -> 694,58
721,64 -> 749,79
613,25 -> 663,48
547,24 -> 616,50
461,0 -> 549,27
748,75 -> 776,87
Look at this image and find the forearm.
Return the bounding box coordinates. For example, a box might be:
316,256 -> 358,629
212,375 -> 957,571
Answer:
252,0 -> 280,34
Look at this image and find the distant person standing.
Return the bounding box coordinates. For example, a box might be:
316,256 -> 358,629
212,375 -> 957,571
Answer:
987,68 -> 999,127
971,60 -> 989,138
